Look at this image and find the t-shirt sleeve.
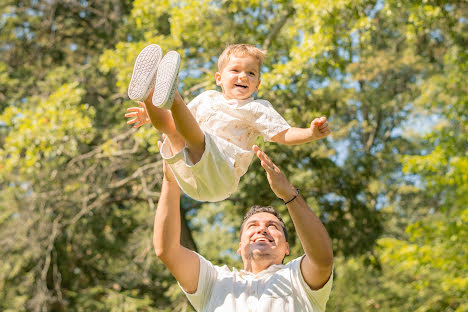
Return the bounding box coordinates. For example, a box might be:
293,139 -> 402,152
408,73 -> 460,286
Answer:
288,255 -> 334,312
178,252 -> 217,311
251,99 -> 291,141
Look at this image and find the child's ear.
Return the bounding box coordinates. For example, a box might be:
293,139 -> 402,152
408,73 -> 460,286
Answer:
215,72 -> 222,86
255,79 -> 261,91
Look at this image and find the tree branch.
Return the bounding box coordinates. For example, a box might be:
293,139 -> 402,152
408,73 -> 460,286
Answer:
365,110 -> 382,153
262,6 -> 296,51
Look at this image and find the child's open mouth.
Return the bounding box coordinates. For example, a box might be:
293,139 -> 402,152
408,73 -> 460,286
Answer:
235,84 -> 247,88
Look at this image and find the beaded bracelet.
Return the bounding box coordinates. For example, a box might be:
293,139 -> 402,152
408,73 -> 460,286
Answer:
284,188 -> 300,205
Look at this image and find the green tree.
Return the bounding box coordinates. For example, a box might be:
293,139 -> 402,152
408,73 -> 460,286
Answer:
328,1 -> 467,311
1,0 -> 466,310
0,1 -> 176,311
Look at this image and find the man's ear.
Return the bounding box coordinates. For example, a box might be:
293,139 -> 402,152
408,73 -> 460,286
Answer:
285,242 -> 290,256
215,72 -> 222,86
237,242 -> 242,255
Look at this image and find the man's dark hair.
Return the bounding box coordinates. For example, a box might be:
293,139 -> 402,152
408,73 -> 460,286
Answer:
240,205 -> 288,242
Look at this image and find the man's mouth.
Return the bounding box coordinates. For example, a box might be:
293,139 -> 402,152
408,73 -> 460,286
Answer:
252,237 -> 273,243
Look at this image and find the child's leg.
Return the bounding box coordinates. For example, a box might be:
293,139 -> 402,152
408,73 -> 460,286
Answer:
128,46 -> 196,157
143,93 -> 186,154
148,50 -> 205,163
170,92 -> 205,163
145,89 -> 205,163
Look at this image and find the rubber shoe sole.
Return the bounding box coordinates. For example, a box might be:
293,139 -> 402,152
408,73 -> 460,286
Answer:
152,50 -> 180,109
128,44 -> 163,101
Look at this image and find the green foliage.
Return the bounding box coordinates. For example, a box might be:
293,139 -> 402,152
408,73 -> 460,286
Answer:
329,209 -> 468,311
1,0 -> 466,310
402,48 -> 468,212
1,83 -> 95,180
190,201 -> 241,268
329,1 -> 467,310
380,210 -> 468,309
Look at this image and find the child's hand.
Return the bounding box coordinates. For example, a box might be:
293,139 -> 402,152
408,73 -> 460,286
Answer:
310,117 -> 330,139
125,101 -> 150,128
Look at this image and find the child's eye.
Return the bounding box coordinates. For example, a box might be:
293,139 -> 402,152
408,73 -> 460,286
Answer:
249,72 -> 255,76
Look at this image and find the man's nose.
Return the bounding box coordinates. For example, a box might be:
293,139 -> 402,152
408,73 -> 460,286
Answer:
256,225 -> 268,234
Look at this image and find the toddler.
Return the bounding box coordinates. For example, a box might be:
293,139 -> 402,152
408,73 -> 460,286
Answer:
125,44 -> 330,202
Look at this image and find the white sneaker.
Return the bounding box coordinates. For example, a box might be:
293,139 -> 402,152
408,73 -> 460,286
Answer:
128,44 -> 163,101
152,50 -> 180,109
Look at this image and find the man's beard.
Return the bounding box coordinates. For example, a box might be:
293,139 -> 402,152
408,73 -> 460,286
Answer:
245,248 -> 272,260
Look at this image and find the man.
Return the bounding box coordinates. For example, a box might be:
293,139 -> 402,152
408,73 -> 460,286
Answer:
153,144 -> 334,311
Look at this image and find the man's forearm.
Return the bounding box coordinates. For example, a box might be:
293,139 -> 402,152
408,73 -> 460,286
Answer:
153,178 -> 181,258
286,192 -> 333,268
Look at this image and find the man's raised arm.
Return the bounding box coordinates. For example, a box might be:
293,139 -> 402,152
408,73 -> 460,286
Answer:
253,145 -> 334,290
153,151 -> 200,293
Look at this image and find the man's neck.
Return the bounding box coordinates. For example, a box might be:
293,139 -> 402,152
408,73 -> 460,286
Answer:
242,258 -> 280,275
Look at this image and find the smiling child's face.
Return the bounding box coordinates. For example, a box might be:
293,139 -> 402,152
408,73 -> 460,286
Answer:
215,55 -> 261,100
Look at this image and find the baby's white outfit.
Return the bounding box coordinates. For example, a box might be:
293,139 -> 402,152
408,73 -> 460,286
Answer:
160,90 -> 290,202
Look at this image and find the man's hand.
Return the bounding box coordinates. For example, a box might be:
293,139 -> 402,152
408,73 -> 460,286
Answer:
310,116 -> 330,140
125,101 -> 150,128
252,145 -> 297,201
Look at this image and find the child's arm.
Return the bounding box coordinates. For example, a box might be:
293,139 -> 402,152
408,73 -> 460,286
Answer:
271,116 -> 330,145
125,101 -> 151,128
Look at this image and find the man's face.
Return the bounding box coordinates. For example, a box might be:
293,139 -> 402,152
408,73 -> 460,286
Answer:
215,55 -> 261,100
237,212 -> 289,264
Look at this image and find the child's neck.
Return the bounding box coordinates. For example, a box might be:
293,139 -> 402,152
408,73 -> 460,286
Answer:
222,93 -> 254,102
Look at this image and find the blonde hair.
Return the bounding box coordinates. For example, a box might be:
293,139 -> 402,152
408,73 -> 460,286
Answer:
218,44 -> 266,72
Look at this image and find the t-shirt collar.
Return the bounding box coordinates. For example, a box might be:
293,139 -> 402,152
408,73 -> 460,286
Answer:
236,263 -> 284,279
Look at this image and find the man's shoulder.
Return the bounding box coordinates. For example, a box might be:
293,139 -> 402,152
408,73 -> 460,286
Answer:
195,252 -> 235,276
284,255 -> 305,268
268,256 -> 304,276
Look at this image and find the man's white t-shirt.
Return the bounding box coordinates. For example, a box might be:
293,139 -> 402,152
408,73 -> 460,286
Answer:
181,253 -> 333,312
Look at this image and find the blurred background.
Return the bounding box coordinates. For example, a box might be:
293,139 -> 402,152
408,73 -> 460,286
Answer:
0,0 -> 466,311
